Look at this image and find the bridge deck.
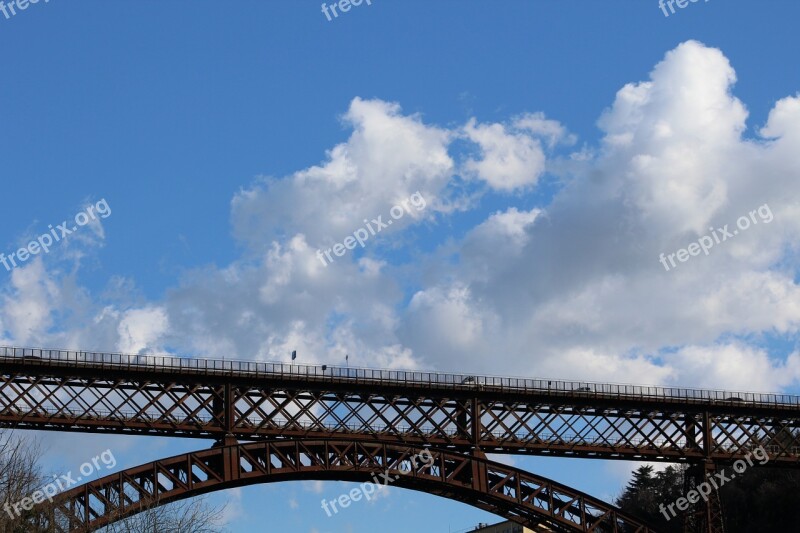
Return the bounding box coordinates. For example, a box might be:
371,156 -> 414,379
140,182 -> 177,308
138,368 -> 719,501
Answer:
1,346 -> 798,409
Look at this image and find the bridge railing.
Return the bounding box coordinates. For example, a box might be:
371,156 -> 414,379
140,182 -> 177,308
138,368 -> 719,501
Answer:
1,346 -> 799,407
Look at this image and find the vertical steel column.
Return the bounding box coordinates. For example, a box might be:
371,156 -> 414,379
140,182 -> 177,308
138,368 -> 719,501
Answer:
470,396 -> 487,493
471,397 -> 482,449
212,384 -> 238,447
456,401 -> 469,440
686,413 -> 698,450
220,444 -> 241,484
682,411 -> 725,533
208,379 -> 241,495
682,462 -> 725,533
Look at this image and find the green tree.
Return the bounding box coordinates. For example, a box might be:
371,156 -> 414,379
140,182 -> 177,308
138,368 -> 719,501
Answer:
616,464 -> 684,532
617,461 -> 800,532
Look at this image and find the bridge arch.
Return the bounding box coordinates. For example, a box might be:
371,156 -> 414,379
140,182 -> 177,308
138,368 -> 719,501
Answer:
44,439 -> 656,532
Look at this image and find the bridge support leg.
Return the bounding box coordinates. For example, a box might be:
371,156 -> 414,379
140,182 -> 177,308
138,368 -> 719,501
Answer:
463,397 -> 487,491
471,397 -> 482,448
455,398 -> 482,447
212,383 -> 238,448
456,402 -> 469,440
682,462 -> 725,533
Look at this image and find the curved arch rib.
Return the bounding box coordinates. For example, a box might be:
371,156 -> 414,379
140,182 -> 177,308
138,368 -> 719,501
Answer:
44,440 -> 657,532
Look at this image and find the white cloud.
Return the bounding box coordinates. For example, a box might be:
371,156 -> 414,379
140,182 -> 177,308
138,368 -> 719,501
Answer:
116,306 -> 169,354
231,97 -> 454,254
514,112 -> 576,148
1,260 -> 60,345
219,487 -> 244,524
665,343 -> 800,392
2,40 -> 799,410
5,34 -> 800,533
462,118 -> 548,191
399,40 -> 800,391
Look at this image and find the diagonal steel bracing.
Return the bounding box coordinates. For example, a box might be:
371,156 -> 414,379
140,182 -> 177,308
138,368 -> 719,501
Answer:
0,349 -> 798,465
39,440 -> 657,532
2,347 -> 799,533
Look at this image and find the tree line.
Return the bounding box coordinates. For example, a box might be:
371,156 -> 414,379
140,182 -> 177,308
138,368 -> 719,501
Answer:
0,431 -> 227,532
616,462 -> 800,531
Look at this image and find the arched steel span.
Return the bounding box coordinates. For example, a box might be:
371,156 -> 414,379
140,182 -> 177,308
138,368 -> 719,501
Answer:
44,440 -> 657,533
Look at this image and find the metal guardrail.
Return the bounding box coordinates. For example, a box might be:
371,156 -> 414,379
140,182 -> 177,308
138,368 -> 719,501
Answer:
0,346 -> 799,407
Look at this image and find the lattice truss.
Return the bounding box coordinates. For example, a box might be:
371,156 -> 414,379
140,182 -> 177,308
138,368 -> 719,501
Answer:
682,463 -> 726,533
1,373 -> 798,464
42,441 -> 655,533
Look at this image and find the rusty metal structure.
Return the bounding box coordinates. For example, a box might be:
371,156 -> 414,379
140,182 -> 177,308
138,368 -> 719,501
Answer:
682,463 -> 726,533
1,346 -> 798,532
46,440 -> 654,532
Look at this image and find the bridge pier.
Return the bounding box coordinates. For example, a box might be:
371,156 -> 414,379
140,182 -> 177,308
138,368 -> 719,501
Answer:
455,397 -> 483,448
471,397 -> 482,448
679,410 -> 725,533
212,383 -> 238,448
682,461 -> 725,533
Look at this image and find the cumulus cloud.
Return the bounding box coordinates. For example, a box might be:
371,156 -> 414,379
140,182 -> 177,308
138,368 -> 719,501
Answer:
1,260 -> 60,345
231,97 -> 454,254
116,306 -> 169,354
2,40 -> 800,399
400,40 -> 800,389
460,112 -> 572,192
462,118 -> 548,191
664,344 -> 800,392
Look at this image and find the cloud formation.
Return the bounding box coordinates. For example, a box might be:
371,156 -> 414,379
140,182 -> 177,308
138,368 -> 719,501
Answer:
2,40 -> 799,394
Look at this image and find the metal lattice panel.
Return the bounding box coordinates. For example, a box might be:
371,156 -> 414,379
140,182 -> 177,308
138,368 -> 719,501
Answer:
0,353 -> 798,465
2,347 -> 798,533
41,441 -> 657,533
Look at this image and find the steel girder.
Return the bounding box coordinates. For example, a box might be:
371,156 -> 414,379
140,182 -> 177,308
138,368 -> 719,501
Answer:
38,440 -> 657,533
0,357 -> 798,466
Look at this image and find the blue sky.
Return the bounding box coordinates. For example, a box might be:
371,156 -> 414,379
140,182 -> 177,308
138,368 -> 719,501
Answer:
2,1 -> 800,531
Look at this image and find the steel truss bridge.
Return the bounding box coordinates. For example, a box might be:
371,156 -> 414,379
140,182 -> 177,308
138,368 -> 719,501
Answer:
0,347 -> 798,532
